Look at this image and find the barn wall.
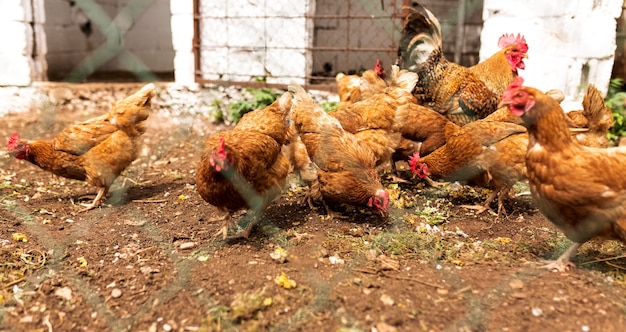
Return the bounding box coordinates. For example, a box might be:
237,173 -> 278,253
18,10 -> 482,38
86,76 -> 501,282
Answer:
481,0 -> 623,109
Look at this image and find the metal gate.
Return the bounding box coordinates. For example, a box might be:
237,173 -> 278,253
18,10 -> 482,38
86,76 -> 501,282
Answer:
192,0 -> 410,89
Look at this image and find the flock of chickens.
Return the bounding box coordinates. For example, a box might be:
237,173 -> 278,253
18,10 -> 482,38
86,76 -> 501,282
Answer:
6,3 -> 626,272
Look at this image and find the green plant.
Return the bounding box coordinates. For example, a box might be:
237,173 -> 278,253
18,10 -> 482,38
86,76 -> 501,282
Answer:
606,78 -> 626,144
208,99 -> 224,123
227,87 -> 282,123
319,101 -> 339,113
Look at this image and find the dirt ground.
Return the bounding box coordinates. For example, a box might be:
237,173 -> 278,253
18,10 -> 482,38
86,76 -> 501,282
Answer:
1,83 -> 626,332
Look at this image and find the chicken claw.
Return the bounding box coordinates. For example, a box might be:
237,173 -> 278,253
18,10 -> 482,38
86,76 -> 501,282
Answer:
78,188 -> 106,212
539,260 -> 576,273
538,243 -> 581,272
460,204 -> 491,215
216,213 -> 257,240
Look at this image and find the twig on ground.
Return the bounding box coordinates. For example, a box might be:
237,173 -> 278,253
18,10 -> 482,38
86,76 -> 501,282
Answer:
132,199 -> 169,203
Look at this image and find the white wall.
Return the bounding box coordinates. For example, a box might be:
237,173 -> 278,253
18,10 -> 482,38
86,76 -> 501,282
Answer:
170,0 -> 194,85
0,0 -> 46,85
480,0 -> 623,110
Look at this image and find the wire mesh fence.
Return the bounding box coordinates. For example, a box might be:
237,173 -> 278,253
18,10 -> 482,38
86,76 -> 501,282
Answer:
1,1 -> 626,332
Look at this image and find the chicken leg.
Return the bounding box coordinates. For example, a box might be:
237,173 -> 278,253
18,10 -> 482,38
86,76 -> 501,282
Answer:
79,188 -> 106,212
540,242 -> 581,272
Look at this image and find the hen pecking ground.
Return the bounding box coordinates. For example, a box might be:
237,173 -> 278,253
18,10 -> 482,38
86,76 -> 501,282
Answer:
1,83 -> 625,332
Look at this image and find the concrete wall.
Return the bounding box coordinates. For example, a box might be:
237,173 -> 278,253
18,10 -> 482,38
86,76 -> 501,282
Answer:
170,0 -> 194,85
0,0 -> 47,85
480,0 -> 623,110
44,0 -> 174,81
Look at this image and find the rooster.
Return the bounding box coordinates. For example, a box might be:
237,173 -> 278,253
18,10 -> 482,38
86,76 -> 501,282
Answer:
500,77 -> 626,271
195,92 -> 292,239
288,82 -> 389,218
399,3 -> 528,126
7,83 -> 155,211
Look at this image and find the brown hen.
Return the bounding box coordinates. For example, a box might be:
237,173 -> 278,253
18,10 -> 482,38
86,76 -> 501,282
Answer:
565,84 -> 614,148
288,81 -> 389,218
7,83 -> 154,211
195,92 -> 292,239
409,119 -> 528,217
501,77 -> 626,271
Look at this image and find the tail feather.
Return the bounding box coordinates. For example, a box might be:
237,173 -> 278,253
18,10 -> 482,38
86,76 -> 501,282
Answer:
110,83 -> 155,129
393,103 -> 411,132
389,65 -> 419,94
288,81 -> 342,135
399,4 -> 442,70
582,84 -> 613,132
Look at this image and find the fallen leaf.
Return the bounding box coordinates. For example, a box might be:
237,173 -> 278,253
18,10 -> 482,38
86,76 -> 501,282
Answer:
12,233 -> 27,242
274,272 -> 297,289
495,237 -> 512,243
270,247 -> 288,263
77,257 -> 88,268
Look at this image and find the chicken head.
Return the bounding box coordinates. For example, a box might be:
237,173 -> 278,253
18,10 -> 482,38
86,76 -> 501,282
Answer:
209,137 -> 234,172
7,133 -> 29,160
408,151 -> 429,179
367,189 -> 389,216
500,77 -> 535,117
498,33 -> 528,72
374,59 -> 386,79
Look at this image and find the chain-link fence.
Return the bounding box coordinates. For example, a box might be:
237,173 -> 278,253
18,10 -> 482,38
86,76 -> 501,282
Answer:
2,1 -> 626,331
193,0 -> 484,89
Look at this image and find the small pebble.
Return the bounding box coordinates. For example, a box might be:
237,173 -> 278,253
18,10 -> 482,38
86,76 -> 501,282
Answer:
179,242 -> 196,250
111,288 -> 122,298
509,279 -> 524,289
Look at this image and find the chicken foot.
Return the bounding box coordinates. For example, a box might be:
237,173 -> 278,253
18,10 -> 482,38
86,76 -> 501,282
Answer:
215,211 -> 258,240
539,242 -> 581,272
461,190 -> 498,216
462,188 -> 511,222
79,188 -> 106,212
321,199 -> 350,220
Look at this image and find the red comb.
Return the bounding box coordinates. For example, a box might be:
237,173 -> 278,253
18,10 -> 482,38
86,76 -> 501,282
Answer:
218,137 -> 225,151
408,151 -> 420,170
498,33 -> 528,53
374,59 -> 386,78
7,133 -> 19,150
